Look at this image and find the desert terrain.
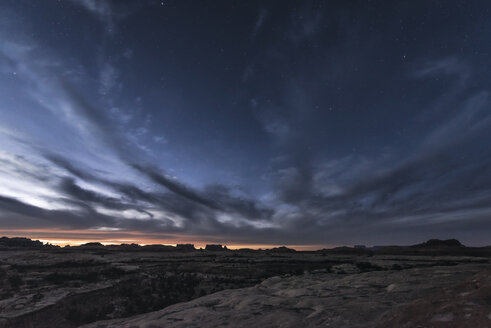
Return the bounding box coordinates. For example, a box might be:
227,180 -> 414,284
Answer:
0,238 -> 489,328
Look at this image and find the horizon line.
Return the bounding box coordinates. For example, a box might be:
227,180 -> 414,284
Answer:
0,234 -> 478,251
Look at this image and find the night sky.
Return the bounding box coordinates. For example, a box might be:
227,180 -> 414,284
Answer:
1,0 -> 490,247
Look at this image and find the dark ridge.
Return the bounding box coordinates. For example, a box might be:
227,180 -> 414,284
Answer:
205,244 -> 228,251
412,239 -> 464,248
0,237 -> 490,257
78,242 -> 104,248
268,246 -> 296,253
0,237 -> 58,249
176,244 -> 196,251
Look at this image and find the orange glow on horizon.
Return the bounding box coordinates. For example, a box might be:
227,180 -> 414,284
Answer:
0,228 -> 336,251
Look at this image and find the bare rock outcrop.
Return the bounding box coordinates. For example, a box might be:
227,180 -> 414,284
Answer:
83,263 -> 491,328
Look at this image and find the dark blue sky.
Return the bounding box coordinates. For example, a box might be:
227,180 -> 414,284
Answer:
0,0 -> 490,246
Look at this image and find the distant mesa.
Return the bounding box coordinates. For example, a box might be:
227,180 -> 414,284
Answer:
205,244 -> 228,251
79,242 -> 104,248
413,238 -> 464,248
370,239 -> 475,256
0,237 -> 51,249
268,246 -> 296,253
176,244 -> 196,251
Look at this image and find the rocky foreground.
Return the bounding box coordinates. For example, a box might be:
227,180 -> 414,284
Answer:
83,263 -> 491,328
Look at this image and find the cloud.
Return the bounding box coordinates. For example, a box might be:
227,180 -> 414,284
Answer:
131,164 -> 273,222
36,152 -> 274,234
123,48 -> 133,59
3,138 -> 491,245
256,108 -> 293,141
0,26 -> 151,168
263,118 -> 291,139
288,8 -> 323,44
58,177 -> 133,212
263,89 -> 491,242
70,0 -> 115,36
245,53 -> 491,244
242,64 -> 254,82
412,57 -> 470,85
252,8 -> 268,40
99,63 -> 120,96
0,194 -> 114,229
132,164 -> 221,210
0,34 -> 115,153
153,136 -> 168,145
422,92 -> 490,151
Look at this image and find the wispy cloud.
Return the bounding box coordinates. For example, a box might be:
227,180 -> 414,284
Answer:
288,9 -> 323,44
99,63 -> 120,96
252,8 -> 268,40
413,57 -> 471,85
70,0 -> 115,36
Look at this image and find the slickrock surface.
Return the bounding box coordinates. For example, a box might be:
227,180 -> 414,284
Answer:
83,263 -> 491,328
